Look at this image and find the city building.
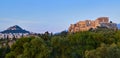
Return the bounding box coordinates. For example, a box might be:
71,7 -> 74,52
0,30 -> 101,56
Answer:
0,25 -> 30,39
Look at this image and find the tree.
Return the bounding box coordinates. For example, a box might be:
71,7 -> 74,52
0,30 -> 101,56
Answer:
85,43 -> 120,58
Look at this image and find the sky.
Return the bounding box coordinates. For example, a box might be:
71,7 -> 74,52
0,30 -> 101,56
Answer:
0,0 -> 120,33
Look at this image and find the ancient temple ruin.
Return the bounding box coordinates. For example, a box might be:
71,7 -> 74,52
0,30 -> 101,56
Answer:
68,17 -> 118,33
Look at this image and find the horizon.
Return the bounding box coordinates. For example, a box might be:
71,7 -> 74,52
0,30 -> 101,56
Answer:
0,0 -> 120,33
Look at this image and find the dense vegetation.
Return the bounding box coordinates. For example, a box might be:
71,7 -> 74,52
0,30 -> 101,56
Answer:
0,39 -> 10,58
4,29 -> 120,58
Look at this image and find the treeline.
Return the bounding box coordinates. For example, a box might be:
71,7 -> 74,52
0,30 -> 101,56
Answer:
5,29 -> 120,58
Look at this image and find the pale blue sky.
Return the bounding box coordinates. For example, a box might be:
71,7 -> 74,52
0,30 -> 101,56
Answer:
0,0 -> 120,33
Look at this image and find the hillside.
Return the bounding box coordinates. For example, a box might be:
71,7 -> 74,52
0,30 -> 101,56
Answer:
117,24 -> 120,29
0,25 -> 30,33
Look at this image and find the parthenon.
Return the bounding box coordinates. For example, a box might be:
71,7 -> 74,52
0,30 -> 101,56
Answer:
68,17 -> 118,33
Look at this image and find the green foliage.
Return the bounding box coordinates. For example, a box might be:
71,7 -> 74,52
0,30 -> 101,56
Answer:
0,40 -> 10,58
85,43 -> 120,58
50,36 -> 70,58
5,36 -> 51,58
6,52 -> 15,58
5,30 -> 120,58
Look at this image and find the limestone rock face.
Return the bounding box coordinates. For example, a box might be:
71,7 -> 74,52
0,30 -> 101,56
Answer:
68,17 -> 118,33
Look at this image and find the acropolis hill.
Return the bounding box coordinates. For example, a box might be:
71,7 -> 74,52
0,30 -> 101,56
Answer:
69,17 -> 118,33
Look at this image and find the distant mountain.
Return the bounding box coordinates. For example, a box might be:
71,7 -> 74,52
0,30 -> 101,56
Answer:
117,24 -> 120,29
0,25 -> 30,33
